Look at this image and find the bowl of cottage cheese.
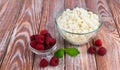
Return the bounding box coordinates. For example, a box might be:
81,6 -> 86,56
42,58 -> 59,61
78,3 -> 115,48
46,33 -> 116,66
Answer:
56,7 -> 103,45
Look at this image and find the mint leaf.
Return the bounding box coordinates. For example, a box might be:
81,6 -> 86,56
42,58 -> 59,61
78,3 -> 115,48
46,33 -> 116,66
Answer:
54,48 -> 64,58
65,48 -> 80,57
54,47 -> 80,58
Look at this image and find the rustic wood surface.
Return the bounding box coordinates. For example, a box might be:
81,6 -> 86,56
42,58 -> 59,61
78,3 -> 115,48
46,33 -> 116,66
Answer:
0,0 -> 120,70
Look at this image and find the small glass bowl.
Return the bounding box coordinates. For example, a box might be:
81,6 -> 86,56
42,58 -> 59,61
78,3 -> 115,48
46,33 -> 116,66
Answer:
55,8 -> 103,45
29,44 -> 57,56
29,44 -> 64,66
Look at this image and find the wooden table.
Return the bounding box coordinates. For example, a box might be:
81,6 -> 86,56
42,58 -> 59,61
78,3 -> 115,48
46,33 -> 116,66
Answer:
0,0 -> 120,70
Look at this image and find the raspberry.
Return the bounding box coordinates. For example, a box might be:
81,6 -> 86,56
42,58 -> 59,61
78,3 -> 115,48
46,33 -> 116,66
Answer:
44,33 -> 51,37
34,34 -> 39,39
30,41 -> 37,48
40,29 -> 49,35
36,35 -> 44,44
36,44 -> 44,50
95,39 -> 102,46
45,37 -> 52,44
40,58 -> 48,67
45,37 -> 56,47
50,56 -> 59,66
44,45 -> 52,50
50,38 -> 56,46
30,35 -> 36,41
88,46 -> 96,54
97,47 -> 106,56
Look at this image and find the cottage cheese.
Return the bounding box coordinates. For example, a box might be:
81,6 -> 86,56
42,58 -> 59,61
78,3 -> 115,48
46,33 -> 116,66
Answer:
56,7 -> 100,45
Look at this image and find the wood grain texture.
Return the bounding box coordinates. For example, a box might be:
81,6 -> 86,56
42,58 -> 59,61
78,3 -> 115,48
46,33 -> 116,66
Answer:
0,0 -> 120,70
0,0 -> 40,70
65,0 -> 86,9
86,0 -> 120,70
65,0 -> 97,70
33,0 -> 65,70
109,0 -> 120,36
0,0 -> 22,66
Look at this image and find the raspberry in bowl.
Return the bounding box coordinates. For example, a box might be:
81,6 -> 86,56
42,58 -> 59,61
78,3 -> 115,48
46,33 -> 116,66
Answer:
29,29 -> 57,56
56,7 -> 103,45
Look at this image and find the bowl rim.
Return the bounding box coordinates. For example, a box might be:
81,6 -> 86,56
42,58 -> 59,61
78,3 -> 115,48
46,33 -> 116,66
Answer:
55,7 -> 103,35
29,44 -> 57,55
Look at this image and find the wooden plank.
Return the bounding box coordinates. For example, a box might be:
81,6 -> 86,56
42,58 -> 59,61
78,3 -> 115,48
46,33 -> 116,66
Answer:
64,0 -> 97,70
0,0 -> 22,66
33,0 -> 65,70
65,0 -> 86,9
109,0 -> 120,36
86,0 -> 120,70
115,0 -> 120,2
0,0 -> 42,70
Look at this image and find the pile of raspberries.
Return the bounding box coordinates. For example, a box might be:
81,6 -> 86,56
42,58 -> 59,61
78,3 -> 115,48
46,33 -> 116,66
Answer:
88,39 -> 107,56
30,29 -> 56,50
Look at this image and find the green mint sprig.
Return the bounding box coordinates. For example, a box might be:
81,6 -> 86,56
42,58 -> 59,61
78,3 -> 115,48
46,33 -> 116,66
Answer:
54,47 -> 80,58
54,48 -> 64,58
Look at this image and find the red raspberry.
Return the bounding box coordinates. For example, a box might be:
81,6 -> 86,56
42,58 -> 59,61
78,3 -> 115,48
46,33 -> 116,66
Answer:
44,33 -> 51,37
30,35 -> 36,41
30,41 -> 37,48
34,34 -> 39,40
36,35 -> 44,44
50,56 -> 59,66
97,47 -> 106,56
88,46 -> 96,54
40,58 -> 48,67
44,45 -> 52,50
50,38 -> 56,46
40,29 -> 49,35
36,44 -> 44,50
34,34 -> 39,39
95,39 -> 102,46
45,37 -> 56,47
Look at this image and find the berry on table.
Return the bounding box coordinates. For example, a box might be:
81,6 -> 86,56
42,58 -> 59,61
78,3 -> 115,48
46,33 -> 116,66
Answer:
88,46 -> 96,54
40,58 -> 48,67
95,39 -> 102,46
50,56 -> 59,66
97,47 -> 107,56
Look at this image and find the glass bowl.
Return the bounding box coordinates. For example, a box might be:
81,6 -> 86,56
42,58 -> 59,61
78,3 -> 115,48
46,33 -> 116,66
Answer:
55,7 -> 103,45
29,44 -> 57,56
29,44 -> 64,66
